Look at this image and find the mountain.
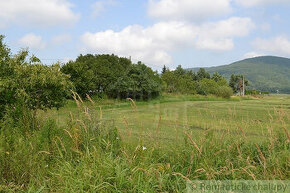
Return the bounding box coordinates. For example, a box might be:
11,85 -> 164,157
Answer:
188,56 -> 290,93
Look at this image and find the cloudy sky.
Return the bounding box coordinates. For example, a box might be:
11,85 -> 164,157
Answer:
1,0 -> 290,70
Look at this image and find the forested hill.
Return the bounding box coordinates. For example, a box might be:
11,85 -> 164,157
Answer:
188,56 -> 290,93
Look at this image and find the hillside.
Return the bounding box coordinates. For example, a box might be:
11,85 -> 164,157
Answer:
188,56 -> 290,93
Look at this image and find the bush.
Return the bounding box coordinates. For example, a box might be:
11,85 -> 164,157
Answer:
214,86 -> 233,98
198,78 -> 233,98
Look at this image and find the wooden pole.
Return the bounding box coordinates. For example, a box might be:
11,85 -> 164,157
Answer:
240,78 -> 242,96
242,76 -> 245,96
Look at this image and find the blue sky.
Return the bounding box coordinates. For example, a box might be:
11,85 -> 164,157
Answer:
1,0 -> 290,70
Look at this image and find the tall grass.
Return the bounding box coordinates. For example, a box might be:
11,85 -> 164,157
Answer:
0,96 -> 289,192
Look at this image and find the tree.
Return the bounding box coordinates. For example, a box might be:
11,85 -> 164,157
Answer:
187,70 -> 197,81
0,35 -> 12,78
197,68 -> 210,81
229,74 -> 249,94
61,54 -> 132,97
0,36 -> 73,118
174,65 -> 186,76
161,65 -> 169,74
161,66 -> 197,94
107,62 -> 162,99
212,72 -> 224,82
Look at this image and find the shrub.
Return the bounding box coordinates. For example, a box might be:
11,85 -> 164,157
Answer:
198,78 -> 233,98
214,86 -> 233,98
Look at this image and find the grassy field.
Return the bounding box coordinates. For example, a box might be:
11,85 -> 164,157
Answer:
46,94 -> 290,145
1,94 -> 289,192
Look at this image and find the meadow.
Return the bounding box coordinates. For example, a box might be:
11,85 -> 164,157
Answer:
0,94 -> 289,192
47,94 -> 290,144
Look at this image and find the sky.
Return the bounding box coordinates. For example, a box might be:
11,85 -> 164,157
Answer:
0,0 -> 290,70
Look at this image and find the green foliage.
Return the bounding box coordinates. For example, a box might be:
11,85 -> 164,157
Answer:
61,54 -> 132,98
162,66 -> 232,98
107,62 -> 162,99
62,55 -> 162,100
212,72 -> 225,82
245,89 -> 270,95
0,36 -> 73,118
197,68 -> 210,80
197,78 -> 232,98
161,65 -> 169,74
197,78 -> 217,95
161,70 -> 196,94
229,74 -> 249,94
0,35 -> 12,78
214,85 -> 234,98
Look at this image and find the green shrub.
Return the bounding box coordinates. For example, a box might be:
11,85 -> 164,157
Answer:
214,85 -> 233,98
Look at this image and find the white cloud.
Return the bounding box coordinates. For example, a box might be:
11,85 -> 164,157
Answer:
51,34 -> 72,45
81,17 -> 254,66
0,0 -> 79,28
148,0 -> 232,22
81,25 -> 172,66
243,52 -> 265,59
195,17 -> 255,50
252,36 -> 290,55
18,33 -> 46,50
91,0 -> 116,17
235,0 -> 290,7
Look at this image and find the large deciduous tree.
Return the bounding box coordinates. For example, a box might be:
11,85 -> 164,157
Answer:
107,62 -> 162,99
61,54 -> 132,97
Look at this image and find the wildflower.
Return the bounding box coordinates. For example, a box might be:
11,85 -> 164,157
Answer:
142,146 -> 147,150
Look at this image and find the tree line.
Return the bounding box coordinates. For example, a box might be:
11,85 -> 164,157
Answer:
161,65 -> 233,98
1,35 -> 244,118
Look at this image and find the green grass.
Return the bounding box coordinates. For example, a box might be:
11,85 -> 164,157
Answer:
45,93 -> 289,144
0,94 -> 289,192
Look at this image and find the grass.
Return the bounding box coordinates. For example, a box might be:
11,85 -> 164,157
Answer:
0,94 -> 289,192
45,93 -> 289,144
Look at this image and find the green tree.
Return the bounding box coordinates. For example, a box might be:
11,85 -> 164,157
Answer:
212,72 -> 224,82
161,65 -> 169,74
61,54 -> 132,97
0,35 -> 12,78
107,62 -> 161,99
174,65 -> 186,76
229,74 -> 249,94
0,36 -> 73,118
161,66 -> 197,94
197,68 -> 210,81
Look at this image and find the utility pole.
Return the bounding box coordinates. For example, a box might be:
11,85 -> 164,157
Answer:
242,75 -> 245,97
239,78 -> 242,96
